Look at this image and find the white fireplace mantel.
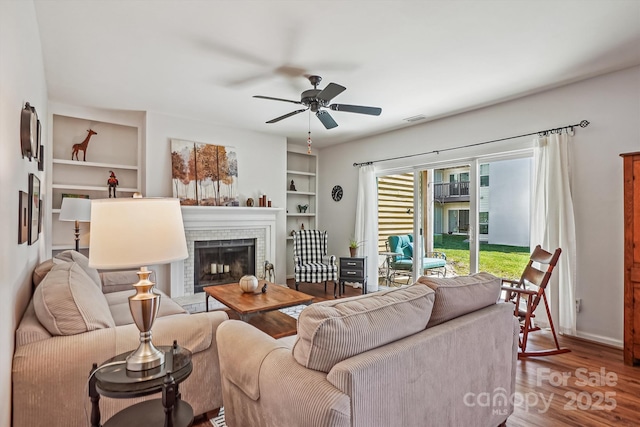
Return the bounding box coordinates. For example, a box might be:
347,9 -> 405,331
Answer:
171,206 -> 283,297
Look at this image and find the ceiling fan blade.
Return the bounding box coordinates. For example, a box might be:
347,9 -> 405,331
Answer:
316,83 -> 346,103
253,95 -> 302,105
316,110 -> 338,129
329,104 -> 382,116
266,108 -> 308,124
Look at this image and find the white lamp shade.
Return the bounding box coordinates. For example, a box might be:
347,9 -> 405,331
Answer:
59,198 -> 92,222
88,198 -> 188,269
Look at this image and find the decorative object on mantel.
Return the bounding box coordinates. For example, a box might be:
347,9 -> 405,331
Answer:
18,191 -> 28,244
263,260 -> 275,282
171,139 -> 239,206
107,171 -> 119,198
239,275 -> 259,293
89,197 -> 188,371
246,197 -> 254,207
289,180 -> 296,191
71,129 -> 97,161
59,197 -> 91,251
21,102 -> 41,161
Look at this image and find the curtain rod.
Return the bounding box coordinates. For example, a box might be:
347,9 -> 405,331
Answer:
353,120 -> 590,167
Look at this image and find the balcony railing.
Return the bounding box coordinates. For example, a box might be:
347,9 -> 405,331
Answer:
434,181 -> 470,202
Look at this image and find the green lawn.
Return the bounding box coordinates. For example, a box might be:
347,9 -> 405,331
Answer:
434,234 -> 530,280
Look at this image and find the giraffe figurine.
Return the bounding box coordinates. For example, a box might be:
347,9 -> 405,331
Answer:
71,129 -> 97,161
107,171 -> 119,198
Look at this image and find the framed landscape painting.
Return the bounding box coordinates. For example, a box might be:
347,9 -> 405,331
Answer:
170,139 -> 238,206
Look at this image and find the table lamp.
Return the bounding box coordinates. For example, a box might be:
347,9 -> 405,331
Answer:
88,198 -> 188,371
59,197 -> 92,251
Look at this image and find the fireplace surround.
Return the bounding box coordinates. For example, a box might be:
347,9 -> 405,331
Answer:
170,206 -> 282,297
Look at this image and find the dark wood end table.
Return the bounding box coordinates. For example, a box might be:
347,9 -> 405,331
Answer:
339,256 -> 368,295
89,341 -> 193,427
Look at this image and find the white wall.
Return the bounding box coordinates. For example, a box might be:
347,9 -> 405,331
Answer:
319,65 -> 640,347
145,112 -> 288,293
0,1 -> 48,425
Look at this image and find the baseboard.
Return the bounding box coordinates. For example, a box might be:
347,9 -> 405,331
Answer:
572,331 -> 623,349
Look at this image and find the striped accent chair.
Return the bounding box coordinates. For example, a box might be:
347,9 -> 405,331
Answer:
293,230 -> 338,297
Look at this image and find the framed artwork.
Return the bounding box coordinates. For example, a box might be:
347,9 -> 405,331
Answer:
34,119 -> 41,163
38,145 -> 44,171
38,198 -> 44,233
170,139 -> 239,206
28,174 -> 40,245
18,191 -> 28,244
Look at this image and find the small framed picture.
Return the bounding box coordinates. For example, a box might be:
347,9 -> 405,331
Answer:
38,145 -> 44,171
18,191 -> 28,244
28,174 -> 40,245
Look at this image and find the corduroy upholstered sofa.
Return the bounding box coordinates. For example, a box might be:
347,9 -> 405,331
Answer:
12,250 -> 228,427
217,272 -> 519,427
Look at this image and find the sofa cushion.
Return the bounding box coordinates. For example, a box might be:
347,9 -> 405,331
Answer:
416,272 -> 501,327
105,289 -> 187,326
54,250 -> 102,288
33,262 -> 115,335
32,258 -> 63,287
293,285 -> 435,373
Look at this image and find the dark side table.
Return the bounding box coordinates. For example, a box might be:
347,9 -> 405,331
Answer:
89,341 -> 193,427
339,256 -> 367,295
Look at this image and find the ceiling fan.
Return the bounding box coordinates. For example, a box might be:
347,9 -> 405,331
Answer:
253,75 -> 382,129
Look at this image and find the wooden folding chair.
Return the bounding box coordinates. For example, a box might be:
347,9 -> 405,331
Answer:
501,245 -> 571,359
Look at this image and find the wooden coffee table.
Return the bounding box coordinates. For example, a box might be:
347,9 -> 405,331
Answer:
203,281 -> 313,338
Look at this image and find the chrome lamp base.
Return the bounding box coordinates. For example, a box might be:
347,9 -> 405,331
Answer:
126,266 -> 165,371
126,334 -> 165,371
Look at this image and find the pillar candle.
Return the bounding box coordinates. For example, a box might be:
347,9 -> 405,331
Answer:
224,265 -> 230,273
211,263 -> 217,274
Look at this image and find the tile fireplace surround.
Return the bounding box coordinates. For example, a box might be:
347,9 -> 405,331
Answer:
170,206 -> 282,297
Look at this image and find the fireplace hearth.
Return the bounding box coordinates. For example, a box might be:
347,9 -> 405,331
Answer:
194,238 -> 256,293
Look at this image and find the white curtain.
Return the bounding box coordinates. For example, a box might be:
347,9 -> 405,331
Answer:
530,131 -> 577,335
355,164 -> 379,292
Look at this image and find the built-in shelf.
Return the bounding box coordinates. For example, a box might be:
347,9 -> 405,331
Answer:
52,184 -> 138,192
286,170 -> 316,177
49,113 -> 141,255
52,158 -> 138,170
287,190 -> 315,196
286,148 -> 318,279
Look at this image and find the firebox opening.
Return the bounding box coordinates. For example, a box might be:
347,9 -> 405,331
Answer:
194,238 -> 256,293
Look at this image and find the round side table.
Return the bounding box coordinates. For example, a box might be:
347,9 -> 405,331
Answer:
89,341 -> 193,427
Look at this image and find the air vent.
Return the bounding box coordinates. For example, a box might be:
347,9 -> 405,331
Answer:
403,115 -> 427,122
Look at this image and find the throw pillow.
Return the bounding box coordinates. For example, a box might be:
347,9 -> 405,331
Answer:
416,272 -> 501,327
32,258 -> 63,288
33,262 -> 115,336
293,285 -> 435,373
54,250 -> 102,288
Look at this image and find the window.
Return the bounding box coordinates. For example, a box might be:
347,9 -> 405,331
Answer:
480,164 -> 490,187
479,211 -> 489,234
448,209 -> 470,233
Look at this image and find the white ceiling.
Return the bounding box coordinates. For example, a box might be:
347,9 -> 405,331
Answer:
34,0 -> 640,149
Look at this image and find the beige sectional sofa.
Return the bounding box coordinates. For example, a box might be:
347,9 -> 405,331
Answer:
12,250 -> 228,427
217,272 -> 519,427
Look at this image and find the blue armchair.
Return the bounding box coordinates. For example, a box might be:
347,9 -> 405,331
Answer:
387,235 -> 446,282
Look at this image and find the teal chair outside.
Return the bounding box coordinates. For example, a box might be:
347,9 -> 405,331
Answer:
387,235 -> 447,282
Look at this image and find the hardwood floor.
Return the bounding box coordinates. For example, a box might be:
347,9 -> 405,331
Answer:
194,283 -> 640,426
